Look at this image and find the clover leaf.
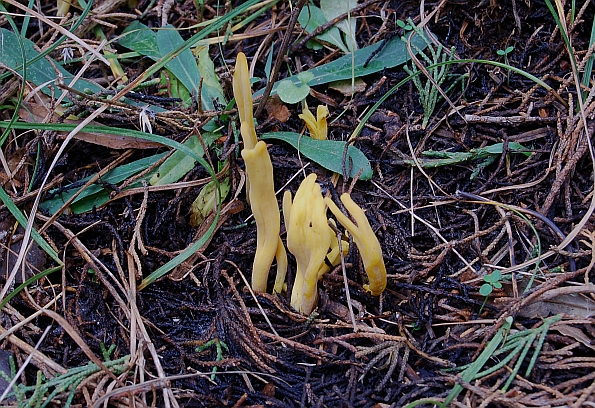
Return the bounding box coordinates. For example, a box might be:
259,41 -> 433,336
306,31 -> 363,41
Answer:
277,71 -> 314,104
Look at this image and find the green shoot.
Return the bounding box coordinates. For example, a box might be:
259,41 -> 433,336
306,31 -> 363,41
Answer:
402,19 -> 456,129
582,16 -> 595,102
497,45 -> 514,83
196,338 -> 229,381
396,19 -> 413,31
479,270 -> 503,314
0,352 -> 128,407
496,45 -> 514,61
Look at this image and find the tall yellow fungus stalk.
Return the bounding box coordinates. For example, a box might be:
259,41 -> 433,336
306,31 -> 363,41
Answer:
233,53 -> 286,292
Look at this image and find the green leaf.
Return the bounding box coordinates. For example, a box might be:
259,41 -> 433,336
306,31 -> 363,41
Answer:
190,177 -> 231,227
265,42 -> 274,79
196,45 -> 227,109
405,142 -> 531,168
0,28 -> 102,100
161,69 -> 191,103
277,78 -> 311,104
261,132 -> 372,180
120,23 -> 207,108
484,270 -> 502,284
298,5 -> 349,53
254,32 -> 427,98
493,281 -> 503,289
297,71 -> 314,83
320,0 -> 358,52
479,284 -> 494,296
156,25 -> 201,100
119,21 -> 161,59
470,155 -> 497,180
150,135 -> 211,186
305,39 -> 324,50
41,153 -> 167,215
397,19 -> 413,30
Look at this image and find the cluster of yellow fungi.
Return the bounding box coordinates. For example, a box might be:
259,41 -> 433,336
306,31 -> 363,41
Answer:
233,53 -> 386,315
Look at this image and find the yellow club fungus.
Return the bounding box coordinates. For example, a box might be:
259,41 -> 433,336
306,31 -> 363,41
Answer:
298,103 -> 329,140
284,174 -> 332,315
233,52 -> 286,292
325,194 -> 387,296
233,53 -> 257,150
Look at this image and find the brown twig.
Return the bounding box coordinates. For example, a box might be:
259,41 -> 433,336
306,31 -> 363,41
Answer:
254,0 -> 308,119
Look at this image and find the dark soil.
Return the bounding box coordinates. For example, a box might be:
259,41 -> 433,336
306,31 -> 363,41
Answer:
1,0 -> 595,407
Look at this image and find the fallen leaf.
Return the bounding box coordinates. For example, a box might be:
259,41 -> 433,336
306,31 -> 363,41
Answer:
265,95 -> 290,122
553,324 -> 595,351
18,89 -> 161,149
518,291 -> 595,319
328,78 -> 367,96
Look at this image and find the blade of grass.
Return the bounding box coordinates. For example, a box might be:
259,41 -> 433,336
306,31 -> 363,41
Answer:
19,0 -> 34,38
0,266 -> 62,310
584,18 -> 595,97
441,316 -> 513,407
0,187 -> 60,264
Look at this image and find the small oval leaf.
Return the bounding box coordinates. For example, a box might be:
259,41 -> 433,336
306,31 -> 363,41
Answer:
276,79 -> 311,104
479,284 -> 493,297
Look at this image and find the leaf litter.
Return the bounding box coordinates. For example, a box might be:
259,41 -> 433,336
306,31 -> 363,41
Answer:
0,1 -> 594,407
